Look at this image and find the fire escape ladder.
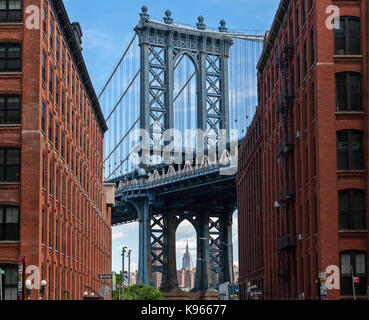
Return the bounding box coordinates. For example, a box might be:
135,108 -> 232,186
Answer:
275,39 -> 296,282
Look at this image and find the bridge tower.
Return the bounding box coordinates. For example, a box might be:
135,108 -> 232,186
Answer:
130,7 -> 235,293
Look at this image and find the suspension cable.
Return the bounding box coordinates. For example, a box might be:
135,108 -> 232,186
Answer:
103,117 -> 140,164
98,34 -> 137,99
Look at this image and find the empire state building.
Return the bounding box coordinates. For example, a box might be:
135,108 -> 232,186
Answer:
182,240 -> 194,270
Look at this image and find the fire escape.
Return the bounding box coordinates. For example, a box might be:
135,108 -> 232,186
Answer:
275,41 -> 296,282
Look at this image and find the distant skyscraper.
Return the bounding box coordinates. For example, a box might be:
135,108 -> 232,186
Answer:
182,239 -> 194,270
177,240 -> 196,290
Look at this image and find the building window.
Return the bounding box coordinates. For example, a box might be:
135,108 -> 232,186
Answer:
297,54 -> 301,88
296,5 -> 300,36
48,112 -> 53,142
55,77 -> 59,106
337,130 -> 364,170
311,27 -> 315,64
339,189 -> 365,230
336,72 -> 362,111
55,122 -> 59,151
61,130 -> 64,158
335,17 -> 360,55
0,148 -> 20,182
0,206 -> 19,241
49,20 -> 54,50
0,264 -> 18,300
0,95 -> 20,124
49,65 -> 53,96
61,88 -> 65,115
41,100 -> 46,133
61,49 -> 65,75
56,36 -> 60,65
41,207 -> 45,244
302,0 -> 306,25
303,41 -> 308,77
0,43 -> 21,72
42,6 -> 46,35
0,0 -> 22,23
340,251 -> 367,296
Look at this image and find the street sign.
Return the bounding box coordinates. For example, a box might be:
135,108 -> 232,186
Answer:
318,272 -> 326,280
99,285 -> 111,298
98,274 -> 112,280
250,291 -> 263,297
320,277 -> 327,299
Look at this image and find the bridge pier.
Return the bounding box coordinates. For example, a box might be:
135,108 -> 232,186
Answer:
135,199 -> 153,286
161,212 -> 179,291
193,210 -> 213,292
221,209 -> 234,284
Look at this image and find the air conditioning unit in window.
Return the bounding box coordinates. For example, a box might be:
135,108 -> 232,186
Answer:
296,131 -> 301,139
274,201 -> 280,208
298,234 -> 303,241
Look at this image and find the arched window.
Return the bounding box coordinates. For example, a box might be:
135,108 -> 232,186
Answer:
335,16 -> 361,55
338,189 -> 365,230
340,251 -> 367,296
337,130 -> 364,170
336,72 -> 362,111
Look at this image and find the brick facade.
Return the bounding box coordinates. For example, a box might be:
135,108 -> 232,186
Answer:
0,0 -> 112,300
238,0 -> 369,300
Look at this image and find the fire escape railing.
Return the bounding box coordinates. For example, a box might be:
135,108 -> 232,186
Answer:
275,40 -> 296,281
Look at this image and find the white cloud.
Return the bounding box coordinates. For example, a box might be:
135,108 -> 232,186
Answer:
112,232 -> 125,240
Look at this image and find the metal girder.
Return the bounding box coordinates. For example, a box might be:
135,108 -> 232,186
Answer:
134,7 -> 233,144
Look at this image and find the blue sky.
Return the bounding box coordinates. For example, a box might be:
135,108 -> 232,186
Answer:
62,0 -> 280,274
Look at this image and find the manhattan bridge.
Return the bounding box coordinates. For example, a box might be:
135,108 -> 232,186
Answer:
100,6 -> 264,293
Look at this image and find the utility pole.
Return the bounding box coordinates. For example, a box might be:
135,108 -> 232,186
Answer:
127,250 -> 132,287
121,246 -> 127,300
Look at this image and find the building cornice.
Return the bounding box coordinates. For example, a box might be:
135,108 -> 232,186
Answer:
50,0 -> 108,134
257,0 -> 292,73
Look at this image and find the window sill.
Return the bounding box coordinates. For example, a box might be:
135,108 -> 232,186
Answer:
0,124 -> 21,127
0,22 -> 23,26
0,182 -> 20,185
337,170 -> 366,174
338,230 -> 367,234
335,111 -> 364,115
0,240 -> 20,244
333,55 -> 362,59
0,72 -> 22,76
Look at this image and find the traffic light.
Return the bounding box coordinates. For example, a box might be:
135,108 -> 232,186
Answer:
0,269 -> 5,275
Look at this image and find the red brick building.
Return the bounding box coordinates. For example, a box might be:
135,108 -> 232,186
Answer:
237,106 -> 263,299
0,0 -> 113,300
238,0 -> 369,300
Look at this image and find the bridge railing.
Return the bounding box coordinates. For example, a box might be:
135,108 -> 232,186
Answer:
116,161 -> 236,194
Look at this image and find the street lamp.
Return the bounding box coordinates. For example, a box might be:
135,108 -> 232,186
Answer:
121,246 -> 127,300
25,280 -> 32,300
127,250 -> 132,287
40,280 -> 47,300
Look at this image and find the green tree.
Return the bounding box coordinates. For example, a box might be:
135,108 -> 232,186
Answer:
124,283 -> 163,300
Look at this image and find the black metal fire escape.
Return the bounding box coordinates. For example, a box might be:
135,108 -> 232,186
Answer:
275,40 -> 296,282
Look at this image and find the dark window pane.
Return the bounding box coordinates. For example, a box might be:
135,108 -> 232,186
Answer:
7,110 -> 20,123
0,110 -> 5,123
7,149 -> 19,165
